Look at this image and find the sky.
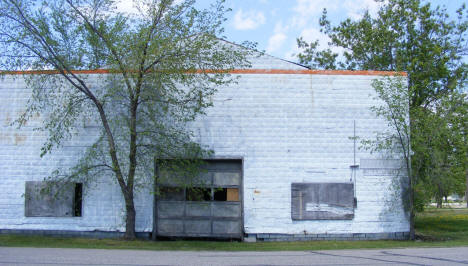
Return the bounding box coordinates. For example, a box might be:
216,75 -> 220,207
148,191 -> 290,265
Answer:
115,0 -> 467,64
207,0 -> 466,63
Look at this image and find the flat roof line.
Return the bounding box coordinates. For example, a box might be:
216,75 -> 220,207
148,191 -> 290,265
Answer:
1,69 -> 407,76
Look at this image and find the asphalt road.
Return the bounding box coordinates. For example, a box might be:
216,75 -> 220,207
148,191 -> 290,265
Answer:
1,246 -> 468,265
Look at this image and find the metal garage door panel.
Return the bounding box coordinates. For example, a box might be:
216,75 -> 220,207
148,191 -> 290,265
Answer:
158,219 -> 184,234
186,202 -> 211,217
184,220 -> 211,234
155,159 -> 243,239
158,202 -> 184,218
213,221 -> 241,234
213,172 -> 240,186
192,172 -> 212,186
212,202 -> 241,217
203,160 -> 241,171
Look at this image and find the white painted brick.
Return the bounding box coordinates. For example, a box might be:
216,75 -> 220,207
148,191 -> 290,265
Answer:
0,56 -> 409,235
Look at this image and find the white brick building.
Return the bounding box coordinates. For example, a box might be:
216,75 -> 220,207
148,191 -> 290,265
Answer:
0,53 -> 410,241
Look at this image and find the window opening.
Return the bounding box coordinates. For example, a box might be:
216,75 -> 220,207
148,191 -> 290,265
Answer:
213,188 -> 227,201
73,183 -> 82,217
186,187 -> 211,201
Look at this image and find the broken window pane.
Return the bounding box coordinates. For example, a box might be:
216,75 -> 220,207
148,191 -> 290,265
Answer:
186,187 -> 211,201
213,188 -> 239,201
213,188 -> 227,201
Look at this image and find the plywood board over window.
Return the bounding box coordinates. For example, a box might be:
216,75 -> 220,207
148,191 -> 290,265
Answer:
25,181 -> 82,217
291,183 -> 355,220
227,188 -> 239,201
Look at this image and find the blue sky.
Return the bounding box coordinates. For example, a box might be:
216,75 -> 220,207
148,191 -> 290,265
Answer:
211,0 -> 466,63
115,0 -> 466,64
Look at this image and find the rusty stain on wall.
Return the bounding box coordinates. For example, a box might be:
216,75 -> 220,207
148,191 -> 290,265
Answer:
14,133 -> 26,145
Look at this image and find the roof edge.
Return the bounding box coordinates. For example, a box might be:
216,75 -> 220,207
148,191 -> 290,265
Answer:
215,38 -> 309,70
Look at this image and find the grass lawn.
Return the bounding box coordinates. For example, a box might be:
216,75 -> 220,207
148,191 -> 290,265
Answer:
415,207 -> 468,242
1,208 -> 468,251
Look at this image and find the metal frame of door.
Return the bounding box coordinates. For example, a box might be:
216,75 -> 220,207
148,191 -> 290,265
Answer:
152,159 -> 243,240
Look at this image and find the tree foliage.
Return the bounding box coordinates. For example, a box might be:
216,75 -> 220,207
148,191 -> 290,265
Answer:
412,92 -> 468,209
0,0 -> 253,239
297,0 -> 468,239
298,0 -> 467,107
361,76 -> 414,239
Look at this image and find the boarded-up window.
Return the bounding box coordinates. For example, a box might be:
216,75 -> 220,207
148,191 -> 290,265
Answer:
25,181 -> 83,217
291,183 -> 354,220
226,188 -> 239,201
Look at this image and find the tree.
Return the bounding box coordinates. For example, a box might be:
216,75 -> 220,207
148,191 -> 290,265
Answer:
362,76 -> 414,239
297,0 -> 468,238
411,92 -> 467,209
0,0 -> 252,239
298,0 -> 467,108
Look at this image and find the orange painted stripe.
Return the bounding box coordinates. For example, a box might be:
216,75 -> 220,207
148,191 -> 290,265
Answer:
225,69 -> 407,76
1,69 -> 112,75
1,69 -> 407,76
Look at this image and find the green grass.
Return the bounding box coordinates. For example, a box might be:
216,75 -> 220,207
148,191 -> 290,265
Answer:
1,208 -> 468,251
415,208 -> 468,242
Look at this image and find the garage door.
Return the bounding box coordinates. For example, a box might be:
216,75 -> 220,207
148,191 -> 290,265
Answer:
154,159 -> 242,239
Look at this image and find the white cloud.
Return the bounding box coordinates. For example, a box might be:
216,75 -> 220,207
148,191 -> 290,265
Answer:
233,9 -> 266,30
266,33 -> 287,53
344,0 -> 383,20
273,21 -> 288,33
284,27 -> 328,60
293,0 -> 339,16
270,8 -> 278,17
291,0 -> 383,26
300,27 -> 329,46
115,0 -> 185,15
283,0 -> 382,61
115,0 -> 137,14
292,0 -> 339,27
284,26 -> 346,62
265,21 -> 289,53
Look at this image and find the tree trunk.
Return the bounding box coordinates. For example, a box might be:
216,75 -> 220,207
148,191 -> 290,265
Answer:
124,196 -> 137,240
408,166 -> 415,240
120,186 -> 136,240
436,184 -> 443,208
466,169 -> 468,208
436,197 -> 442,208
409,209 -> 415,240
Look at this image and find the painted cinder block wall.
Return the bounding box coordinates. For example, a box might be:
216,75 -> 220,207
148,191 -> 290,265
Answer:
0,54 -> 409,237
